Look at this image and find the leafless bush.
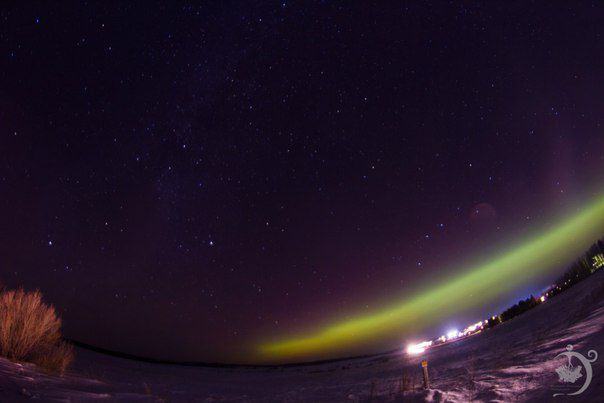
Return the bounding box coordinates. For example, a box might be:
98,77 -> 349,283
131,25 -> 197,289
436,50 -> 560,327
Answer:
0,289 -> 73,374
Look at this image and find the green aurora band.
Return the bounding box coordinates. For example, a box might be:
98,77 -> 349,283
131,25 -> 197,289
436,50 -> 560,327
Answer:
256,194 -> 604,362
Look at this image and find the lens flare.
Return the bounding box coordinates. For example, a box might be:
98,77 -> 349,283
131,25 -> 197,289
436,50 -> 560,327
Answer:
256,194 -> 604,362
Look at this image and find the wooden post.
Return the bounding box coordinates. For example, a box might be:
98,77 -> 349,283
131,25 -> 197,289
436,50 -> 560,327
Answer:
421,360 -> 430,389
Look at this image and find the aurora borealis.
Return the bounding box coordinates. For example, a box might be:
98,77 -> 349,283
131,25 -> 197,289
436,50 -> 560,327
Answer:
258,195 -> 604,361
3,2 -> 604,364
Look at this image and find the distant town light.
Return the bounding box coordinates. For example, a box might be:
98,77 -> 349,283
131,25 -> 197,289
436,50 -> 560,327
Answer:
464,321 -> 484,334
406,340 -> 432,355
593,254 -> 604,270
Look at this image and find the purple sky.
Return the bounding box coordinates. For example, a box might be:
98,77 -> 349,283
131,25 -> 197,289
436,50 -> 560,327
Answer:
1,2 -> 604,363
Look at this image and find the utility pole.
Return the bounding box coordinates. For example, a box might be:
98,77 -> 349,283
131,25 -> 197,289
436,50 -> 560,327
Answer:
421,360 -> 430,389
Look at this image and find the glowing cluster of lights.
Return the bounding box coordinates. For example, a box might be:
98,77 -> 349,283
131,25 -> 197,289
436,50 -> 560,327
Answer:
408,320 -> 488,355
442,320 -> 487,342
464,321 -> 486,334
406,322 -> 486,356
406,295 -> 551,356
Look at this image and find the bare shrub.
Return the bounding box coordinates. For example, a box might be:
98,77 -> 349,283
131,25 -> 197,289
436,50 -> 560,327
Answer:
0,289 -> 73,374
33,340 -> 74,374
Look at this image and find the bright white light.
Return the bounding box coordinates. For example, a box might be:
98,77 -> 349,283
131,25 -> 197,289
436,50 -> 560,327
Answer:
446,330 -> 459,340
464,321 -> 484,334
540,295 -> 546,302
406,341 -> 432,355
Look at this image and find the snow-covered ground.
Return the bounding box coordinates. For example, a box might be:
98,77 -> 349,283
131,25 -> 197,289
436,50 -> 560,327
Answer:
3,271 -> 604,402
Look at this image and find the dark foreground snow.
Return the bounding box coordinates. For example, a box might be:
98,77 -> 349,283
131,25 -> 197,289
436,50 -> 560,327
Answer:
3,271 -> 604,402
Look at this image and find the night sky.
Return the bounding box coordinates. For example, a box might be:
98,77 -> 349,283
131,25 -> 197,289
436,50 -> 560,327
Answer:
2,2 -> 604,364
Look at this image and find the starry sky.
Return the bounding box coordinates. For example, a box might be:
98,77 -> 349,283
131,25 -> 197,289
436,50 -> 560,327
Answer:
2,2 -> 604,364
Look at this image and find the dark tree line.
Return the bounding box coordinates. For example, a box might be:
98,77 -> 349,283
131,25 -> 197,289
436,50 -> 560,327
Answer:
485,237 -> 604,329
548,238 -> 604,298
499,296 -> 539,322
